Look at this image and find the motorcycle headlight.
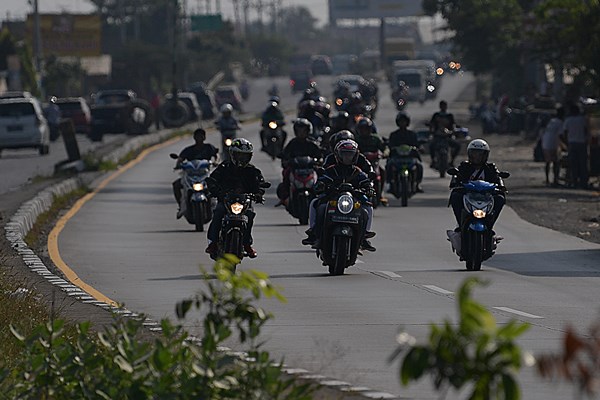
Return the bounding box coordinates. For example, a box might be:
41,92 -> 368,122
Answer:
268,121 -> 278,129
230,202 -> 244,215
427,84 -> 436,92
225,138 -> 233,146
337,194 -> 354,214
193,183 -> 204,191
472,209 -> 486,219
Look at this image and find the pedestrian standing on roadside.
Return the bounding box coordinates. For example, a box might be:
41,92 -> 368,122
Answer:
541,106 -> 565,186
563,103 -> 590,189
150,92 -> 161,131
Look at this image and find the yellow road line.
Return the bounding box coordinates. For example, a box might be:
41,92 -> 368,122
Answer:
47,136 -> 185,307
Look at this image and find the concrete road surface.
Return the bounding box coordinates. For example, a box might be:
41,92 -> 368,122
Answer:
56,73 -> 600,399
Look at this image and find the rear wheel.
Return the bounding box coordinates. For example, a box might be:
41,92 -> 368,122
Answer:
329,236 -> 349,276
438,151 -> 448,178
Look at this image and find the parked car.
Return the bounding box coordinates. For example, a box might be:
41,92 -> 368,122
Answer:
56,97 -> 91,134
214,85 -> 243,112
0,97 -> 50,156
290,69 -> 314,94
165,92 -> 202,122
310,55 -> 333,75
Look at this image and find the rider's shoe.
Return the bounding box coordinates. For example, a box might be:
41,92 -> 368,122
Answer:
176,208 -> 185,219
302,230 -> 316,246
205,242 -> 218,256
243,244 -> 258,258
361,239 -> 376,252
416,185 -> 424,193
446,229 -> 461,254
379,197 -> 389,206
365,231 -> 376,239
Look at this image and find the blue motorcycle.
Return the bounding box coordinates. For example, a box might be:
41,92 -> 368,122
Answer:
171,155 -> 214,231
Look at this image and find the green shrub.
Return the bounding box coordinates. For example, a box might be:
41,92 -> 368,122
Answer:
0,256 -> 313,399
389,277 -> 531,400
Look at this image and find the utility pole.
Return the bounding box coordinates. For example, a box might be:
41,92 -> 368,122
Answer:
256,0 -> 264,34
33,0 -> 43,97
232,0 -> 242,34
242,0 -> 250,36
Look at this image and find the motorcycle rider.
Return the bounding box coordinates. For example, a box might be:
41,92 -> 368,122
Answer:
446,139 -> 506,250
329,111 -> 352,135
276,118 -> 322,206
172,128 -> 219,217
260,101 -> 286,150
429,100 -> 460,167
354,117 -> 388,204
324,130 -> 374,176
307,139 -> 376,251
387,112 -> 424,193
45,96 -> 62,141
215,103 -> 240,131
205,138 -> 268,259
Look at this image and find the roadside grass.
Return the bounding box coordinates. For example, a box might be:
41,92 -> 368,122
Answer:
23,187 -> 90,247
0,260 -> 78,371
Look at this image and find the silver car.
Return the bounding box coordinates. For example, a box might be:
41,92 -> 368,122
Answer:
0,97 -> 50,156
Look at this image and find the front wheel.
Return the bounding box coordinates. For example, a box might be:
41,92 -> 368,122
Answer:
466,231 -> 483,271
297,196 -> 309,225
400,173 -> 409,207
225,229 -> 243,261
191,203 -> 204,232
329,236 -> 349,276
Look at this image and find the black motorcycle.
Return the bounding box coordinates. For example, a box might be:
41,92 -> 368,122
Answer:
387,145 -> 419,207
431,129 -> 452,178
286,156 -> 319,225
213,183 -> 271,269
317,183 -> 369,276
263,120 -> 286,160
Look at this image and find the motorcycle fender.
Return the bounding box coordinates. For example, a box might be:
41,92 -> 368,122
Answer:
332,224 -> 353,237
191,193 -> 206,202
469,221 -> 487,232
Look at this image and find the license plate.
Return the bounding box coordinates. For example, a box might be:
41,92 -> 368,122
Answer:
7,125 -> 23,132
331,215 -> 359,224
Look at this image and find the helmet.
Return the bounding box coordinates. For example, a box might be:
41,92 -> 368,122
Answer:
356,117 -> 373,135
268,101 -> 279,111
293,118 -> 313,138
229,138 -> 253,167
328,129 -> 354,151
466,139 -> 490,166
330,111 -> 350,131
334,139 -> 359,166
49,96 -> 57,104
269,95 -> 280,104
220,103 -> 233,114
395,112 -> 410,127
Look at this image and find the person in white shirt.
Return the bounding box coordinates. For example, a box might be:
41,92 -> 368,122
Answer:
541,106 -> 565,186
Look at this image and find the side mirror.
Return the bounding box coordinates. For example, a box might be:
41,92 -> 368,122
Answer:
498,171 -> 510,179
447,167 -> 459,176
169,153 -> 178,159
259,181 -> 271,189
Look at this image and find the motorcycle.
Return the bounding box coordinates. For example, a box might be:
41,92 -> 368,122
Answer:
170,155 -> 213,231
263,120 -> 286,160
286,156 -> 319,225
431,129 -> 452,178
447,168 -> 510,271
212,182 -> 271,269
363,150 -> 385,208
317,183 -> 369,276
387,145 -> 419,207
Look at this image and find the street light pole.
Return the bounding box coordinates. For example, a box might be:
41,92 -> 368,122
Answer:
33,0 -> 43,97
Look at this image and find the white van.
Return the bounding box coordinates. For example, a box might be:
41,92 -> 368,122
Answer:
0,97 -> 50,156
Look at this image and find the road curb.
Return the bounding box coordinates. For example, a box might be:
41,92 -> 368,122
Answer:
5,121 -> 402,400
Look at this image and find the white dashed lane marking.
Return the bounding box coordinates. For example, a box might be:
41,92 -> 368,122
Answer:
493,307 -> 544,319
377,271 -> 402,279
422,285 -> 454,295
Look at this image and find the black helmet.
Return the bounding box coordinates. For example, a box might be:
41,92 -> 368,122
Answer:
293,118 -> 313,137
395,112 -> 410,127
356,117 -> 373,135
229,138 -> 253,167
334,139 -> 359,166
329,129 -> 354,150
330,111 -> 350,132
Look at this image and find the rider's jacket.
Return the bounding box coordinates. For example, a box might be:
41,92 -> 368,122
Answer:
261,108 -> 284,127
450,161 -> 505,190
281,138 -> 322,164
323,152 -> 374,176
318,164 -> 372,194
179,143 -> 218,161
215,116 -> 240,131
355,134 -> 386,154
388,129 -> 418,148
207,161 -> 266,201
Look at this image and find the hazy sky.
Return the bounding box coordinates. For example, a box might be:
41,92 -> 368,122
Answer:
1,0 -> 330,25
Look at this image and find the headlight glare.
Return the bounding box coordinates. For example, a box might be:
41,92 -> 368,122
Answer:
473,209 -> 486,218
193,183 -> 204,191
337,194 -> 354,214
230,202 -> 244,214
268,121 -> 277,129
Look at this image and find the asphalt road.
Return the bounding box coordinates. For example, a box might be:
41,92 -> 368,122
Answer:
56,72 -> 600,399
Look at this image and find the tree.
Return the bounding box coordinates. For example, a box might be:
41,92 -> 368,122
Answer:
44,56 -> 85,97
278,6 -> 319,44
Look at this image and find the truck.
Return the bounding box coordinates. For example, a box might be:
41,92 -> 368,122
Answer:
89,90 -> 153,141
383,37 -> 416,64
392,68 -> 427,104
391,59 -> 439,100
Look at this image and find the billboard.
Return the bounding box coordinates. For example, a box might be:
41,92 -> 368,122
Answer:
26,14 -> 102,57
329,0 -> 423,21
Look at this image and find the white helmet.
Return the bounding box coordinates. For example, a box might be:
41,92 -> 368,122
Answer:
467,139 -> 490,165
220,103 -> 233,114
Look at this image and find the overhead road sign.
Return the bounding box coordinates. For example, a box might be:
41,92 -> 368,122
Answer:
329,0 -> 423,22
